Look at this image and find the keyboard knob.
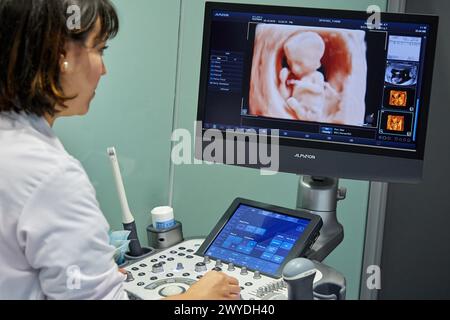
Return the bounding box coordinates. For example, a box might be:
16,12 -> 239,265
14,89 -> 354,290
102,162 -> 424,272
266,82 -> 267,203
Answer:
195,262 -> 207,273
203,256 -> 211,264
215,260 -> 223,267
152,263 -> 164,274
240,267 -> 248,275
227,263 -> 235,271
253,270 -> 261,279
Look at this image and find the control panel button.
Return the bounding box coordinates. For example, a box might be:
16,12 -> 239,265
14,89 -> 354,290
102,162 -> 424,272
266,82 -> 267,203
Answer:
195,262 -> 207,273
256,288 -> 264,297
227,263 -> 235,271
152,263 -> 164,274
240,267 -> 248,275
253,270 -> 262,279
176,263 -> 184,270
139,263 -> 147,268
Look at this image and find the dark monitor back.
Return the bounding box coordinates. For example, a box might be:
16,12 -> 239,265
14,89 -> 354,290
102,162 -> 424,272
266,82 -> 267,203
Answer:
195,2 -> 439,183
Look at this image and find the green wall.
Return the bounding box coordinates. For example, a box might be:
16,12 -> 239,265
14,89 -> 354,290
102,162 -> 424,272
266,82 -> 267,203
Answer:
54,0 -> 387,300
54,0 -> 182,239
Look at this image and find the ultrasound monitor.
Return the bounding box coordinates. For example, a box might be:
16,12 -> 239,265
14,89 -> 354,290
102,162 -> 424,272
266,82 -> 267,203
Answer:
197,198 -> 323,278
195,2 -> 439,183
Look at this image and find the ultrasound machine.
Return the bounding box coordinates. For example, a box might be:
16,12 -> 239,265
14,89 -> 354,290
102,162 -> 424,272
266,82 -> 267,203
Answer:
118,2 -> 438,300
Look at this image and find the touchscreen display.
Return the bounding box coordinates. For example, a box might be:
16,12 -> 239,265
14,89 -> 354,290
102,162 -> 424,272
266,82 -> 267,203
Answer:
204,204 -> 311,276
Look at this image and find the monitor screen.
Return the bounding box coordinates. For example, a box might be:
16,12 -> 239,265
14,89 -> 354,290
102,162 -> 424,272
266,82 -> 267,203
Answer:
203,204 -> 312,277
196,2 -> 439,182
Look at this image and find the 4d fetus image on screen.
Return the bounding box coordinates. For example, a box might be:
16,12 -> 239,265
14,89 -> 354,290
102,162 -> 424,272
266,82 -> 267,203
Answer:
249,24 -> 368,126
390,90 -> 408,107
387,115 -> 405,132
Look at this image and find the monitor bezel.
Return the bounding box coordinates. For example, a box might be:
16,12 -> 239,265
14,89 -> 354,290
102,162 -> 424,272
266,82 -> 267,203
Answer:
196,1 -> 439,161
196,198 -> 323,278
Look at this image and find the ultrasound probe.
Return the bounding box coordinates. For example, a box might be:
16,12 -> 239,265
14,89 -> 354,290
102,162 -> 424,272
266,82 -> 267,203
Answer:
108,147 -> 143,257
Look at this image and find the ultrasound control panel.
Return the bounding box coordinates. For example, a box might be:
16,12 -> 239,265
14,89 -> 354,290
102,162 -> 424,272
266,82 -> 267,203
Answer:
123,199 -> 323,300
122,239 -> 323,300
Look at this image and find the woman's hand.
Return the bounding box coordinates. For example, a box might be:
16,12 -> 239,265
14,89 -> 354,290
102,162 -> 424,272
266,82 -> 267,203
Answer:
164,271 -> 241,300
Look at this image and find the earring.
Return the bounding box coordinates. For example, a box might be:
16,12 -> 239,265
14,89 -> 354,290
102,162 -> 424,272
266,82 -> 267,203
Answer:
63,61 -> 69,71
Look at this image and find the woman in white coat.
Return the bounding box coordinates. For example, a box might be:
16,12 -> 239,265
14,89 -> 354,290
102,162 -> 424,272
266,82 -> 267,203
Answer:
0,0 -> 240,300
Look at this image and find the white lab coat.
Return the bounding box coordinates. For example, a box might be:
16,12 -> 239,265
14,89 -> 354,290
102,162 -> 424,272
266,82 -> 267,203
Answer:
0,112 -> 128,299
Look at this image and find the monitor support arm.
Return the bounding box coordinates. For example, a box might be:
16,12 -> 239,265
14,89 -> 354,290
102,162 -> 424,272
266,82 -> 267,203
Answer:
296,176 -> 347,262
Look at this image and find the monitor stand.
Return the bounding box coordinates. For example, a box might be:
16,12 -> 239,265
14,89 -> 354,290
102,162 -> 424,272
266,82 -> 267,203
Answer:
296,176 -> 347,262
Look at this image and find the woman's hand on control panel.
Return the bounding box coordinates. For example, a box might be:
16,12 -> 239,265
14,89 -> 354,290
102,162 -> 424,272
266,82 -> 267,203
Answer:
164,271 -> 241,300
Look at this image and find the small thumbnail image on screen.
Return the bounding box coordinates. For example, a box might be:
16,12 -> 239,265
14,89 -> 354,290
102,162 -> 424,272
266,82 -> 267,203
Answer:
383,86 -> 416,110
248,24 -> 368,127
385,61 -> 418,86
380,111 -> 413,136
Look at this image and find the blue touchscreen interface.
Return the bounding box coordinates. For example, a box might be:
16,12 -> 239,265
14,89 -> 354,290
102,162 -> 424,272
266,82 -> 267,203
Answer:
205,204 -> 311,276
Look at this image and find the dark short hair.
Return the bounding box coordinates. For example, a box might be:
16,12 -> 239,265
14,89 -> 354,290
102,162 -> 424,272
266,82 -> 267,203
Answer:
0,0 -> 119,117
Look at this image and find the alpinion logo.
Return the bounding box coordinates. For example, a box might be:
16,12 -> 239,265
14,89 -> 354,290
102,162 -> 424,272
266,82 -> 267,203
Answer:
294,153 -> 317,160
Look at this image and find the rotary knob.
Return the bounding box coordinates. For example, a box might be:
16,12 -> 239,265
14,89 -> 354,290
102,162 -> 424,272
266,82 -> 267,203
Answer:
152,263 -> 164,274
227,263 -> 235,271
195,262 -> 207,273
203,256 -> 211,264
240,267 -> 248,275
215,260 -> 223,268
253,270 -> 261,279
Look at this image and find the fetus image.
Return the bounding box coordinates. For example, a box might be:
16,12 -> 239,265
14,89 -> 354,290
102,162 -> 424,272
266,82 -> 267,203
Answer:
387,115 -> 405,132
249,24 -> 368,126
